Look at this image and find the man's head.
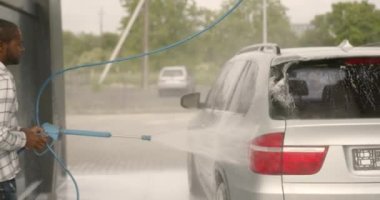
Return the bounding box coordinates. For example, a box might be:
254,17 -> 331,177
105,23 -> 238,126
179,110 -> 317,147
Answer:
0,19 -> 24,65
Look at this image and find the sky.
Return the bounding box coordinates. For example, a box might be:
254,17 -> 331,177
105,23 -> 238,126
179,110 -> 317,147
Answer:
61,0 -> 380,34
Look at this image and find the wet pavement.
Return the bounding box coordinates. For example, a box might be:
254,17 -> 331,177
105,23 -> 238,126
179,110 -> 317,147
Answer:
56,113 -> 196,200
58,170 -> 188,200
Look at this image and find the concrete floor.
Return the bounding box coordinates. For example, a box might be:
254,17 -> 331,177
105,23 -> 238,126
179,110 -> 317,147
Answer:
58,170 -> 188,200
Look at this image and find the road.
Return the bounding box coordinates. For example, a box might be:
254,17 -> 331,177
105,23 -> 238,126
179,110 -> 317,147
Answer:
57,112 -> 197,200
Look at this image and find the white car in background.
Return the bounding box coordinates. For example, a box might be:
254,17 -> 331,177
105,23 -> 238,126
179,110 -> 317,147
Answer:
158,66 -> 195,96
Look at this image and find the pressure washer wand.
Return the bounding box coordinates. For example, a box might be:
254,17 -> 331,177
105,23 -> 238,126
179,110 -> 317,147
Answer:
42,123 -> 151,141
111,135 -> 152,141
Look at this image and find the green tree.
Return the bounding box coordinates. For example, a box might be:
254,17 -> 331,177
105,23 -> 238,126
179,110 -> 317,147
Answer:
63,31 -> 118,67
196,0 -> 297,67
116,0 -> 296,84
300,1 -> 380,46
63,0 -> 296,85
118,0 -> 201,73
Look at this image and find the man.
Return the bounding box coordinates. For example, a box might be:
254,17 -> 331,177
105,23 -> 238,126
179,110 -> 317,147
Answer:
0,19 -> 47,200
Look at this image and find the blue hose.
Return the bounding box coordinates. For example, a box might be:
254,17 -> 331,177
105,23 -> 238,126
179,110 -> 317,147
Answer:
35,1 -> 244,199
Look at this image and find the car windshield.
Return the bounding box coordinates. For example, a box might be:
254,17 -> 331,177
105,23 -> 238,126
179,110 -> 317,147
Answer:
161,69 -> 184,77
270,57 -> 380,119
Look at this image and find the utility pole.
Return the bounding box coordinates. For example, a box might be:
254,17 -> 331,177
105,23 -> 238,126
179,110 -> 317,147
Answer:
94,7 -> 104,82
99,7 -> 104,36
262,0 -> 268,44
142,0 -> 149,89
98,0 -> 146,84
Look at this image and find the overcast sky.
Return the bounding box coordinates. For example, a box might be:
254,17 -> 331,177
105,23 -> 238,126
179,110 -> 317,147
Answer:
61,0 -> 380,34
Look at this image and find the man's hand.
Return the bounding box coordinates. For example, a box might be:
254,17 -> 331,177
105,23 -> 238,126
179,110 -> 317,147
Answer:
21,126 -> 48,151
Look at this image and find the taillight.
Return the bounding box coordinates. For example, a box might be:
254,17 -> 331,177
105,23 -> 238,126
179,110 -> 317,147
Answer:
345,57 -> 380,65
249,133 -> 284,175
249,132 -> 328,175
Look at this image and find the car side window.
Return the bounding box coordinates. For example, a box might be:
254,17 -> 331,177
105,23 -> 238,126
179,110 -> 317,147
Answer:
228,60 -> 258,114
206,60 -> 250,111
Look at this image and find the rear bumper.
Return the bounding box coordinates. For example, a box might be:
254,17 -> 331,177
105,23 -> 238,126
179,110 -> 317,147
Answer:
283,182 -> 380,200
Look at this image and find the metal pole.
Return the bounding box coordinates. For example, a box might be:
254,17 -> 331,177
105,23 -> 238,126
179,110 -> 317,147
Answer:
263,0 -> 268,44
142,0 -> 149,89
98,0 -> 146,85
99,7 -> 104,36
94,7 -> 104,82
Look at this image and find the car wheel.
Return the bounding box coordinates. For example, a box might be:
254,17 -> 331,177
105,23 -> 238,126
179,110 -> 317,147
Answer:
215,182 -> 229,200
188,154 -> 205,199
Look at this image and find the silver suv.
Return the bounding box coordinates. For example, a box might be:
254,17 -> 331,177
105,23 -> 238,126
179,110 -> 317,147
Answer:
181,43 -> 380,200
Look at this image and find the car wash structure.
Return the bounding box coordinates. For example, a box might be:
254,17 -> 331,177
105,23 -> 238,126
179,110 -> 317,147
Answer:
0,0 -> 65,199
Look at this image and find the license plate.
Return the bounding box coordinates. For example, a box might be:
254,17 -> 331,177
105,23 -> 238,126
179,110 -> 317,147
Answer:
353,148 -> 380,171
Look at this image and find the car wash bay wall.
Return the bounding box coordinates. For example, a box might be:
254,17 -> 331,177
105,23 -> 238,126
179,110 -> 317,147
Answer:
0,0 -> 65,199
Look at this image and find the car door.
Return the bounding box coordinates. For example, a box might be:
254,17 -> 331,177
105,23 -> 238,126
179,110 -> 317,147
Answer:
191,58 -> 255,199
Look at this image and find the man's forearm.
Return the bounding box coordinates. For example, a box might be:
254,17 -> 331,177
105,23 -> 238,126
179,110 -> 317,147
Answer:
0,128 -> 27,151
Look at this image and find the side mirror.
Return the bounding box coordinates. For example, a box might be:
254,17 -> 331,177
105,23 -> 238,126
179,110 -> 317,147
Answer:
181,93 -> 204,109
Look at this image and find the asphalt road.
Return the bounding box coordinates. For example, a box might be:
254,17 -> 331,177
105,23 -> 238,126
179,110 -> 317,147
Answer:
57,112 -> 197,200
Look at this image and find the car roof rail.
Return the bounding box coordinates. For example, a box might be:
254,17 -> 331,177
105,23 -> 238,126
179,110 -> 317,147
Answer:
237,43 -> 281,55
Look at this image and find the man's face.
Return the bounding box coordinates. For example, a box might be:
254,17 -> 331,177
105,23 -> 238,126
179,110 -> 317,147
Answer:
1,29 -> 24,65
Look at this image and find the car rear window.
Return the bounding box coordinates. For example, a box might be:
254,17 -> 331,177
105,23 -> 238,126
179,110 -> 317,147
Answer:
270,57 -> 380,119
161,69 -> 184,77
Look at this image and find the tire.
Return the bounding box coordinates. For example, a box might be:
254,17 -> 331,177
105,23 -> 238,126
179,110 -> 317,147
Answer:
188,154 -> 205,199
215,182 -> 229,200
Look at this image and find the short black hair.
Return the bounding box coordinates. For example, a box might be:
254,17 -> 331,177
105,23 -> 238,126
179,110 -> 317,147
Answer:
0,19 -> 18,42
